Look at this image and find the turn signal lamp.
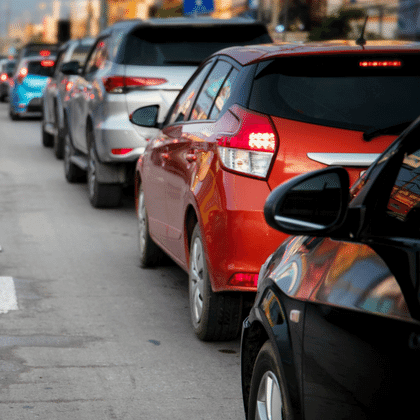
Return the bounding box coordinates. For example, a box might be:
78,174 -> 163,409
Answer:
65,81 -> 74,92
217,108 -> 278,178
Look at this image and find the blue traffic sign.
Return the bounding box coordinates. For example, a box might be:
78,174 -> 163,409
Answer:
184,0 -> 214,15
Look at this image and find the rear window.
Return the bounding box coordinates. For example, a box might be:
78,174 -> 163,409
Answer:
121,25 -> 271,66
249,54 -> 420,132
27,60 -> 55,77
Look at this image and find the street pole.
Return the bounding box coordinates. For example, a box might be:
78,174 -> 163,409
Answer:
99,0 -> 108,31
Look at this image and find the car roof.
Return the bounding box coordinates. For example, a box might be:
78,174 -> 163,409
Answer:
212,40 -> 420,65
100,17 -> 267,36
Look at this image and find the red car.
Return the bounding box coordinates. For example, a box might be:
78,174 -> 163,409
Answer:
132,41 -> 420,341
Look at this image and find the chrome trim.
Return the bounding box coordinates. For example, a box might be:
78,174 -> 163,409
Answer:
307,153 -> 380,167
274,215 -> 325,230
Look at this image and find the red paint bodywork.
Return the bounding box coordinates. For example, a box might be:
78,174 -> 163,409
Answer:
135,42 -> 415,293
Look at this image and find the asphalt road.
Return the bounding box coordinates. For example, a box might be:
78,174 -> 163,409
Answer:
0,103 -> 244,419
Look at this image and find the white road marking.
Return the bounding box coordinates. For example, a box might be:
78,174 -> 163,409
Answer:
0,277 -> 18,314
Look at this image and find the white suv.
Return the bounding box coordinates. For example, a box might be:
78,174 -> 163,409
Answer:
61,17 -> 272,207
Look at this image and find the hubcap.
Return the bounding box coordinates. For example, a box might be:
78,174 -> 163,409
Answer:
255,371 -> 283,420
138,190 -> 146,253
190,236 -> 204,324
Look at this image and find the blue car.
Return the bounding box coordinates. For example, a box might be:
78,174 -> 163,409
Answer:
9,56 -> 55,120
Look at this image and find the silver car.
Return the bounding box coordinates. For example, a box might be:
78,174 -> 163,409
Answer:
42,37 -> 94,159
61,17 -> 272,208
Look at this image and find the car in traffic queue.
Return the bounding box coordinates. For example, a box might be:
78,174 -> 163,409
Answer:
132,41 -> 420,342
42,37 -> 95,158
60,17 -> 272,208
241,117 -> 420,420
9,56 -> 55,120
0,58 -> 16,102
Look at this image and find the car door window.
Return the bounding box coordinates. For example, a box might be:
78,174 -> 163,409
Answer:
191,61 -> 232,121
167,61 -> 213,125
209,67 -> 239,120
386,149 -> 420,230
84,38 -> 109,78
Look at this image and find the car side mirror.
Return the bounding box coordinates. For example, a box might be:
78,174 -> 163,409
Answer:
60,60 -> 80,75
130,105 -> 160,128
264,167 -> 350,236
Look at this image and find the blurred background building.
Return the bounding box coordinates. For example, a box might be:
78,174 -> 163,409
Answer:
0,0 -> 415,56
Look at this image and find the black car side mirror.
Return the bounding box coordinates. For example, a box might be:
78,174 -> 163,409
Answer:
264,167 -> 350,236
60,60 -> 80,75
130,105 -> 160,128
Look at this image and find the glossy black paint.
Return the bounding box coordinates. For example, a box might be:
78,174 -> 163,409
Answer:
241,119 -> 420,419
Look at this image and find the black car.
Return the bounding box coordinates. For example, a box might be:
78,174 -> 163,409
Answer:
241,118 -> 420,419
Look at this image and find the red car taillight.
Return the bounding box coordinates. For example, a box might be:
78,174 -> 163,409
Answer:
217,106 -> 278,178
103,76 -> 167,93
17,67 -> 28,84
0,73 -> 7,82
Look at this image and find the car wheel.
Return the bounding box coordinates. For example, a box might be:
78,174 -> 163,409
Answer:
137,183 -> 166,268
189,223 -> 243,341
53,109 -> 64,159
64,119 -> 86,183
41,122 -> 53,147
247,341 -> 289,420
9,107 -> 18,121
87,142 -> 122,208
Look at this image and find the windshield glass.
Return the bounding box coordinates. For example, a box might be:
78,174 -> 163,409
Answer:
250,54 -> 420,131
121,25 -> 271,66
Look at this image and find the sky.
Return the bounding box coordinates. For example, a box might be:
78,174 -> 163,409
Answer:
1,0 -> 80,36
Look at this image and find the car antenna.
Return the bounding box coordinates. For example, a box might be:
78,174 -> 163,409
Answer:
356,15 -> 368,46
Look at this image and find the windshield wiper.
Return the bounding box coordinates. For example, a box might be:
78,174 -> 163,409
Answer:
363,120 -> 414,141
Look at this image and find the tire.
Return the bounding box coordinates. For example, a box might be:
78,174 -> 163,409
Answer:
64,118 -> 86,183
41,122 -> 53,147
189,224 -> 243,341
247,341 -> 290,420
9,107 -> 18,121
137,183 -> 166,268
87,141 -> 122,208
53,108 -> 65,159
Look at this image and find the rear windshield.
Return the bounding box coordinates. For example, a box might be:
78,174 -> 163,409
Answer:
27,61 -> 55,77
121,25 -> 271,66
249,54 -> 420,132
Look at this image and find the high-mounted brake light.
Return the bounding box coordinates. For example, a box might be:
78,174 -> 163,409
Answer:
359,60 -> 402,67
217,106 -> 278,178
39,50 -> 51,57
103,76 -> 167,93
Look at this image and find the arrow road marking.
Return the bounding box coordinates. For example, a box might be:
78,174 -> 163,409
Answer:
0,277 -> 18,314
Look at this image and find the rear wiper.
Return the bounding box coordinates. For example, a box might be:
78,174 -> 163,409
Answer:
363,120 -> 414,141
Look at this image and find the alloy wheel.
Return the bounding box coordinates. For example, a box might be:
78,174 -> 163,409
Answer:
190,236 -> 205,324
255,371 -> 283,420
